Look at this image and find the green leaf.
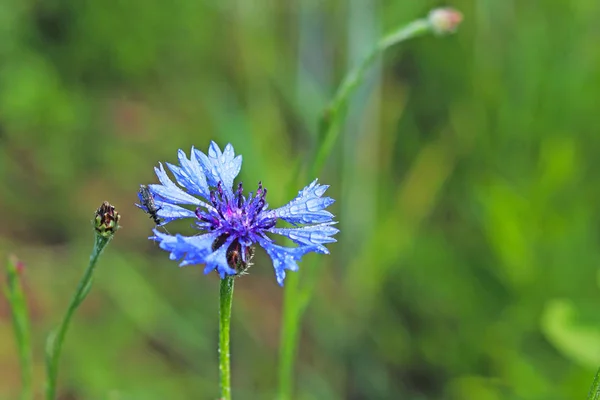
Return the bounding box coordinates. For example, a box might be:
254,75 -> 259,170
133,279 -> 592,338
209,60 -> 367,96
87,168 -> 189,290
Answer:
541,299 -> 600,368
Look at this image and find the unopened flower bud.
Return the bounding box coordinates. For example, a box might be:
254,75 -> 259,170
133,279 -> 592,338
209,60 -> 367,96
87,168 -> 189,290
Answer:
94,201 -> 120,238
428,7 -> 463,36
8,254 -> 25,275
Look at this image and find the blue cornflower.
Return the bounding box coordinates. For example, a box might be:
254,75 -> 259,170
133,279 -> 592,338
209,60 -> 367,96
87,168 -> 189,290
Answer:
137,142 -> 338,286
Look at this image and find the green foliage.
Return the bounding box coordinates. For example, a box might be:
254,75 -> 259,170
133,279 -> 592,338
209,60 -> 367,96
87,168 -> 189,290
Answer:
0,0 -> 599,398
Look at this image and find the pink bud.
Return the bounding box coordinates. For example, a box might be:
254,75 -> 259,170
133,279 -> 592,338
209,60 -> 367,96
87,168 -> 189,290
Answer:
15,261 -> 25,274
9,254 -> 25,274
428,7 -> 463,35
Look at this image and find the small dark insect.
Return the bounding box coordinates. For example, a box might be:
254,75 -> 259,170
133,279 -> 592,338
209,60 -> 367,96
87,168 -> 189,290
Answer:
139,185 -> 162,225
212,235 -> 255,275
228,242 -> 255,275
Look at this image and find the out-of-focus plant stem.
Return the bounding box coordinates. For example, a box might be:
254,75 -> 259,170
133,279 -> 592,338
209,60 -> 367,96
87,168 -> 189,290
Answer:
309,18 -> 432,178
4,255 -> 33,400
588,367 -> 600,400
278,10 -> 460,400
45,233 -> 112,399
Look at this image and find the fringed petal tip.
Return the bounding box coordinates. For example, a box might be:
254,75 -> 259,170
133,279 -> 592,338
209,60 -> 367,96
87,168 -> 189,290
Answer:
271,179 -> 336,225
257,237 -> 320,286
194,142 -> 242,196
268,222 -> 339,254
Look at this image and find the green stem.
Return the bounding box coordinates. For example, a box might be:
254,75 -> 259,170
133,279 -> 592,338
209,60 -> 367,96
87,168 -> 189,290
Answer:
4,256 -> 33,400
45,233 -> 111,400
278,17 -> 434,400
277,273 -> 300,399
310,18 -> 431,178
588,367 -> 600,400
219,276 -> 235,400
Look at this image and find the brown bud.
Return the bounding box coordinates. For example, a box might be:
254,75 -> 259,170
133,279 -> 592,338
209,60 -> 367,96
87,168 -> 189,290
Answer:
94,201 -> 120,238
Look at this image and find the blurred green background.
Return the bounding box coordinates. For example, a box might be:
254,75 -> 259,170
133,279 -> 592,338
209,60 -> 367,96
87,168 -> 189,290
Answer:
1,0 -> 600,399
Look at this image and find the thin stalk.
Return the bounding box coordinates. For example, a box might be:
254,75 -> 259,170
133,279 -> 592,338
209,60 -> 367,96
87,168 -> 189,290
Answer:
4,255 -> 33,400
219,276 -> 235,400
309,18 -> 432,178
588,367 -> 600,400
277,273 -> 301,399
45,234 -> 111,400
278,17 -> 434,400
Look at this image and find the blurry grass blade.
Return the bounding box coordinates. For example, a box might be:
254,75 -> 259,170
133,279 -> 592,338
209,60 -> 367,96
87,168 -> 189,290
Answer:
541,299 -> 600,368
345,136 -> 455,299
99,253 -> 208,352
3,254 -> 33,400
588,367 -> 600,400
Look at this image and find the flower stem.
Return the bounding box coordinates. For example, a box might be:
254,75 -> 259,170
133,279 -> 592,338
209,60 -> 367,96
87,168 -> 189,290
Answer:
588,367 -> 600,400
278,15 -> 438,400
3,255 -> 33,400
219,276 -> 235,400
45,233 -> 111,400
277,273 -> 300,399
309,18 -> 432,178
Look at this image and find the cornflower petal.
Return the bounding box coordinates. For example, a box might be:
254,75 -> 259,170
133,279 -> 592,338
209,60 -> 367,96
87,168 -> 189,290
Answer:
270,179 -> 335,225
135,193 -> 195,224
165,148 -> 211,200
153,202 -> 196,223
150,164 -> 204,206
268,222 -> 339,254
194,142 -> 242,197
151,229 -> 219,266
257,237 -> 319,286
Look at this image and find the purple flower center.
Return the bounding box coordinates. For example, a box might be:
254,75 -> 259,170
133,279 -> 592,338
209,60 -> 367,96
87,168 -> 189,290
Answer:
195,181 -> 277,240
